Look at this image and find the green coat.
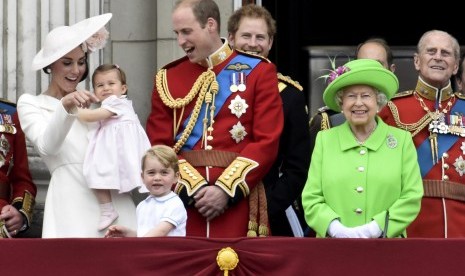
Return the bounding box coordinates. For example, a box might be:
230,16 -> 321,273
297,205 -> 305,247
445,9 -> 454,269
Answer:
302,118 -> 423,238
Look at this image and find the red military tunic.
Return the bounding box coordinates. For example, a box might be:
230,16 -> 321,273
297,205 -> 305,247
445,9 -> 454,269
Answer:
146,41 -> 283,238
0,99 -> 36,238
379,78 -> 465,238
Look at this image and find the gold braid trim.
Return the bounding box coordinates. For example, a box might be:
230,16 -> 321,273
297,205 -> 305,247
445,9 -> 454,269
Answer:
175,159 -> 208,196
0,220 -> 10,238
216,157 -> 257,197
277,73 -> 303,91
320,112 -> 331,130
387,101 -> 432,137
156,69 -> 217,153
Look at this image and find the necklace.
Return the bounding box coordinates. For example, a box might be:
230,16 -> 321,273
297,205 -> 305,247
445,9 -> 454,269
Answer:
414,91 -> 455,119
353,123 -> 377,145
414,91 -> 456,163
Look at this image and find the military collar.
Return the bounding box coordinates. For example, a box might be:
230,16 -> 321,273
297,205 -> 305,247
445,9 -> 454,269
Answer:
205,38 -> 233,68
415,77 -> 454,101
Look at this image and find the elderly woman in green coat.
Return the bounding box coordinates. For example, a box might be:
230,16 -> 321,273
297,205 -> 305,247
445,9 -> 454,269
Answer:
302,59 -> 423,238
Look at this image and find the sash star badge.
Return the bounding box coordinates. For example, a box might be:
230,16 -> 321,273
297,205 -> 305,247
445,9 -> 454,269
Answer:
454,155 -> 465,176
230,122 -> 247,143
228,95 -> 248,118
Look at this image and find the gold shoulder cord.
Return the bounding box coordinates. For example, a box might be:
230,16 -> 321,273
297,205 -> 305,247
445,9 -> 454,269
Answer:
320,112 -> 331,130
156,69 -> 217,153
387,101 -> 432,137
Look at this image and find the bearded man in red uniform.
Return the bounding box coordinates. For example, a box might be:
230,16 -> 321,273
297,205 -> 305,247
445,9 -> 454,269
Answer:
146,0 -> 283,238
0,99 -> 36,238
379,30 -> 465,238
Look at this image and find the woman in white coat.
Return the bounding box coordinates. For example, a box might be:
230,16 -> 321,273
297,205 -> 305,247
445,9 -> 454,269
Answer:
17,13 -> 137,238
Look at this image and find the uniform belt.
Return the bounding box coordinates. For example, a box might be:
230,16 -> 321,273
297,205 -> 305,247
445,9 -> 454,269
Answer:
0,182 -> 9,200
423,180 -> 465,202
180,150 -> 238,168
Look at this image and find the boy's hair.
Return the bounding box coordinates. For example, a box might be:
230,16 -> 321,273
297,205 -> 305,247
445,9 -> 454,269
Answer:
142,145 -> 179,173
92,64 -> 127,92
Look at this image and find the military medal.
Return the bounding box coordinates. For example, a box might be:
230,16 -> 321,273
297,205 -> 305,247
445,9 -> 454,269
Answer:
237,72 -> 246,92
0,124 -> 16,134
0,114 -> 16,134
230,73 -> 238,92
0,134 -> 9,156
448,114 -> 465,137
6,125 -> 16,134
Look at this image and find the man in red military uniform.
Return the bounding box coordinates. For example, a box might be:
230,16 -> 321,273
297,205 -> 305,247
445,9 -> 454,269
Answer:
146,0 -> 283,238
227,4 -> 311,237
379,30 -> 464,238
0,99 -> 36,238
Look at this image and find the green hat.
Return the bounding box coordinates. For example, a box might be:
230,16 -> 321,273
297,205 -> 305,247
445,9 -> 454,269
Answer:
322,59 -> 399,112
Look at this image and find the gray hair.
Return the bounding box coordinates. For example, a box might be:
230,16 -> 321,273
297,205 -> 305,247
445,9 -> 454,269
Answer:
417,30 -> 460,63
335,89 -> 388,110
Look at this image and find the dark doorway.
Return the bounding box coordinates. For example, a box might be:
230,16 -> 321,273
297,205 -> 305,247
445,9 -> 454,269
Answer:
262,0 -> 463,110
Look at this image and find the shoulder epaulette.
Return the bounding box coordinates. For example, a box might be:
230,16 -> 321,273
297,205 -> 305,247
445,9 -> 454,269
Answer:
455,91 -> 465,100
317,106 -> 331,113
391,90 -> 413,99
277,73 -> 303,91
235,49 -> 271,63
0,98 -> 16,107
162,56 -> 189,70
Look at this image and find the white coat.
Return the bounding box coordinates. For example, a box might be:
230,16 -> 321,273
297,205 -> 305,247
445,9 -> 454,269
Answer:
17,94 -> 137,237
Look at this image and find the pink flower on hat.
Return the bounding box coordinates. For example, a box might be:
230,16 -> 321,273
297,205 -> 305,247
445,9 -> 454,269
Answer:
82,27 -> 109,53
318,56 -> 351,85
327,65 -> 349,84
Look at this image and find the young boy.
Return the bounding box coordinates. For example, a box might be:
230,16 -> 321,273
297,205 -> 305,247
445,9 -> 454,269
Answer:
105,145 -> 187,237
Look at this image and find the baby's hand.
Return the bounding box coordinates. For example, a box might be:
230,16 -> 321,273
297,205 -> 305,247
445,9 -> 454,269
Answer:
104,225 -> 123,238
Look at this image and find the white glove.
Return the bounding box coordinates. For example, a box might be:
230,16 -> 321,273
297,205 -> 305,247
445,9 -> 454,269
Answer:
352,221 -> 382,238
327,220 -> 359,238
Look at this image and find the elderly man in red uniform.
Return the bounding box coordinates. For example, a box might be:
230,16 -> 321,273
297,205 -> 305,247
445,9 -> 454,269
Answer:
146,0 -> 283,238
379,30 -> 465,238
0,99 -> 36,238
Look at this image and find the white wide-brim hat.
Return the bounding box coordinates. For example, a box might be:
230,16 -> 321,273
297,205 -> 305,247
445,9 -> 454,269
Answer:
32,13 -> 112,71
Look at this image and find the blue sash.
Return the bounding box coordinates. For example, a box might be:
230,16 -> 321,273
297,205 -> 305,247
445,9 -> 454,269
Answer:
417,99 -> 465,177
176,55 -> 261,151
